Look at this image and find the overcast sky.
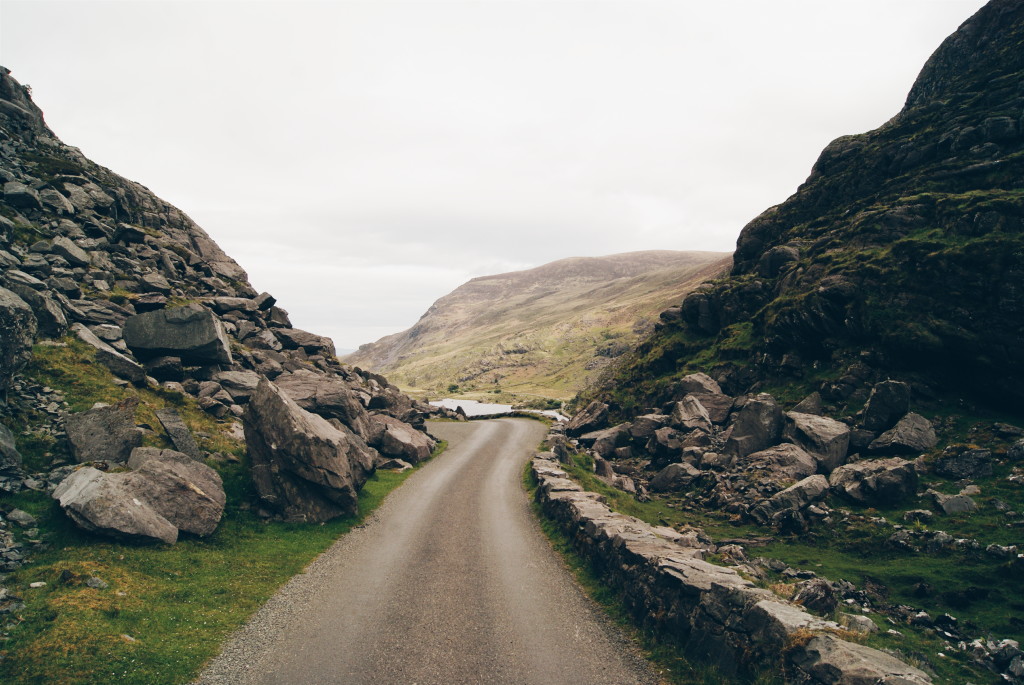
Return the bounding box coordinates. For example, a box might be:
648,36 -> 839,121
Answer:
1,0 -> 988,352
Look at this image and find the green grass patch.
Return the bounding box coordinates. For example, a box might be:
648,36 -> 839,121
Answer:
0,457 -> 438,685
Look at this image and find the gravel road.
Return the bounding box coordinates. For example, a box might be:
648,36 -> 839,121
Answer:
195,418 -> 659,685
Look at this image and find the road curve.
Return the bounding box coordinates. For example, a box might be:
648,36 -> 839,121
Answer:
196,418 -> 658,685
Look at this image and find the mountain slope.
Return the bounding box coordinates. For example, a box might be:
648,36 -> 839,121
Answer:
591,0 -> 1024,414
346,250 -> 730,401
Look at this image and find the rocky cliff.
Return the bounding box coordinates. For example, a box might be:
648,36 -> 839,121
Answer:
346,250 -> 729,403
0,65 -> 442,548
593,0 -> 1024,414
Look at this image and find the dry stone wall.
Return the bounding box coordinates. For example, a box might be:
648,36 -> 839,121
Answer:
530,447 -> 932,684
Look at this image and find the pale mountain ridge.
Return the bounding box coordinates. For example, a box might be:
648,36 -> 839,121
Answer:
345,250 -> 731,400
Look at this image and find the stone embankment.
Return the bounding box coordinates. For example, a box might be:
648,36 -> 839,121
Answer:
530,444 -> 933,684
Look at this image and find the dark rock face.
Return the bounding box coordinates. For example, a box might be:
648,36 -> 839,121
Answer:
589,0 -> 1024,411
829,457 -> 918,506
933,447 -> 993,480
123,304 -> 232,365
723,394 -> 783,458
64,398 -> 144,464
0,287 -> 36,397
869,413 -> 938,454
52,447 -> 226,544
244,379 -> 376,522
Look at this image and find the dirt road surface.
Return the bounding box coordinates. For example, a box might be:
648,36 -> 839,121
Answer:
196,418 -> 658,685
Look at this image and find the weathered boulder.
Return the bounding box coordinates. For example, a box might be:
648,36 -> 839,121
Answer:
790,391 -> 824,415
565,400 -> 609,437
50,236 -> 90,267
647,426 -> 686,467
0,287 -> 36,397
0,422 -> 23,476
154,408 -> 203,460
748,475 -> 829,526
244,379 -> 376,522
689,392 -> 734,424
65,398 -> 143,463
790,634 -> 932,685
213,370 -> 262,402
829,457 -> 918,506
3,181 -> 41,209
649,461 -> 702,492
579,424 -> 630,459
126,447 -> 225,536
860,380 -> 911,432
274,328 -> 336,357
273,369 -> 374,439
793,578 -> 839,616
669,395 -> 712,433
670,372 -> 723,398
744,443 -> 817,481
629,414 -> 670,443
7,283 -> 67,338
53,467 -> 178,544
52,447 -> 226,544
370,414 -> 435,464
723,393 -> 783,458
931,491 -> 978,515
123,303 -> 232,365
71,323 -> 145,384
784,412 -> 851,473
869,413 -> 937,454
933,447 -> 993,480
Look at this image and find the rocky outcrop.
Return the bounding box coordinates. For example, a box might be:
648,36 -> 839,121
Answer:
123,304 -> 232,365
52,446 -> 226,544
244,379 -> 376,522
531,449 -> 931,684
64,398 -> 143,464
0,287 -> 36,398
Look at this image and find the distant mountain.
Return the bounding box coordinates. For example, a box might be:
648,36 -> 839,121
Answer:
590,0 -> 1024,415
345,250 -> 730,401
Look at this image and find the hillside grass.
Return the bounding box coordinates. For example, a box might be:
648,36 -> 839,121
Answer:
0,338 -> 447,684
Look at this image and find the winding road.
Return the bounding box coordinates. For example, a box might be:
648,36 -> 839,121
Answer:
196,418 -> 658,685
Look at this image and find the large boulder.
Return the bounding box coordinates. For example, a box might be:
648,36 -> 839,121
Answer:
669,395 -> 712,433
860,380 -> 911,432
744,443 -> 818,481
244,378 -> 377,522
0,287 -> 36,398
71,323 -> 145,384
869,413 -> 937,454
723,393 -> 784,458
212,370 -> 262,402
123,303 -> 232,365
273,368 -> 374,439
369,414 -> 435,465
748,475 -> 829,526
790,634 -> 932,685
52,447 -> 226,544
783,412 -> 851,474
126,448 -> 226,536
65,398 -> 143,464
829,457 -> 918,506
274,328 -> 336,357
689,392 -> 734,424
649,461 -> 702,492
565,400 -> 609,437
578,424 -> 630,459
670,372 -> 722,398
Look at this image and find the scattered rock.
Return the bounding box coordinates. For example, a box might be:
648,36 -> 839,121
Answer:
123,303 -> 232,365
869,413 -> 937,454
65,398 -> 144,464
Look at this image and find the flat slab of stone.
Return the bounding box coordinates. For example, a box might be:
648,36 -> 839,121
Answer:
155,408 -> 203,460
71,323 -> 145,384
123,303 -> 232,365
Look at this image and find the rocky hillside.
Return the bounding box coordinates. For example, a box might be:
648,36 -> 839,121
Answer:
553,2 -> 1024,682
345,250 -> 729,402
590,0 -> 1024,415
0,65 -> 445,553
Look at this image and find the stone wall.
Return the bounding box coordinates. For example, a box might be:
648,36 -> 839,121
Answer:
530,450 -> 933,684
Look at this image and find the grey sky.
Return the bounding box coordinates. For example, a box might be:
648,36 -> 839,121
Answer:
1,0 -> 987,351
